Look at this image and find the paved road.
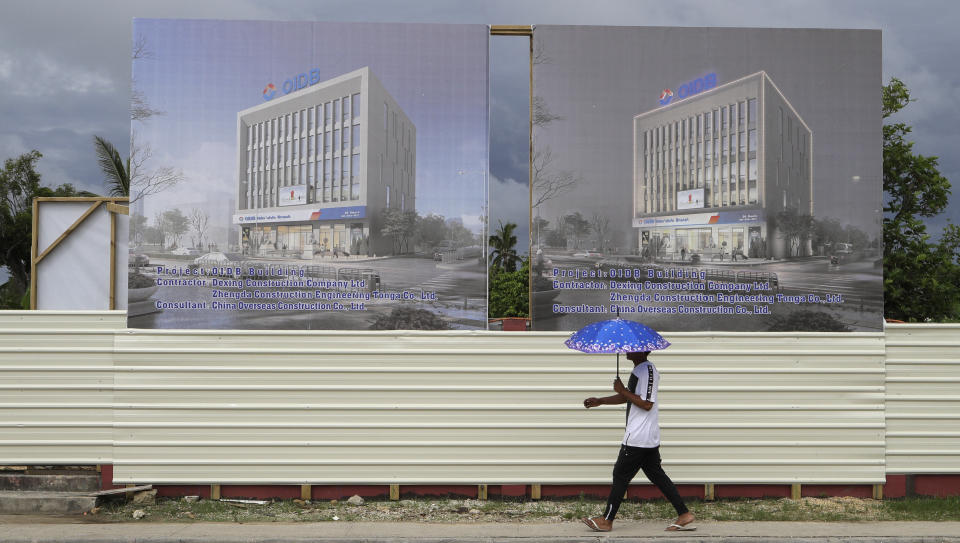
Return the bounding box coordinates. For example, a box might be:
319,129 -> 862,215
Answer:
2,518 -> 959,543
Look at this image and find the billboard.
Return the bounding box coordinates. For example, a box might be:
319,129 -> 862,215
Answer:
531,26 -> 882,332
677,188 -> 705,210
129,20 -> 489,330
278,185 -> 307,207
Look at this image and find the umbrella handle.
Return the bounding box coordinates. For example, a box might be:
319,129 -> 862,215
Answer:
616,352 -> 619,379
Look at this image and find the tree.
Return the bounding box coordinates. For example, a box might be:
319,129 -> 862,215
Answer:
381,208 -> 417,254
189,208 -> 209,249
774,207 -> 815,257
882,78 -> 960,321
590,213 -> 611,253
93,36 -> 180,204
163,209 -> 190,248
415,213 -> 447,249
0,151 -> 89,305
489,257 -> 529,318
532,147 -> 580,211
152,211 -> 168,249
531,39 -> 580,213
130,213 -> 147,246
564,211 -> 592,249
489,221 -> 521,272
94,135 -> 129,198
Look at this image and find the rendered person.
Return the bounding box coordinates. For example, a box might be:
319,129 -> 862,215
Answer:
581,351 -> 695,532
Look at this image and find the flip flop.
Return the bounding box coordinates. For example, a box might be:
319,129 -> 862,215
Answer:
665,523 -> 696,532
582,517 -> 611,532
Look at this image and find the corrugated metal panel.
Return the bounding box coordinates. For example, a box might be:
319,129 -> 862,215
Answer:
113,329 -> 886,484
0,311 -> 124,464
885,323 -> 960,474
0,312 -> 888,484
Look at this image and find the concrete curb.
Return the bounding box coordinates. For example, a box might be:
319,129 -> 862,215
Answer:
3,521 -> 960,543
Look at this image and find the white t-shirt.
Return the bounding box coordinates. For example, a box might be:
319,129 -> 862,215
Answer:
622,361 -> 660,448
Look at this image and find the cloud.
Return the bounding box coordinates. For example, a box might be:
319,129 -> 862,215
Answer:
489,174 -> 530,254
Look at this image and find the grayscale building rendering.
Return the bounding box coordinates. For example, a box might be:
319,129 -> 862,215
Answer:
633,71 -> 812,260
235,67 -> 415,257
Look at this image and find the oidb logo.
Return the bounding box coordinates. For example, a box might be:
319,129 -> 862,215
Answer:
659,89 -> 674,106
262,83 -> 277,101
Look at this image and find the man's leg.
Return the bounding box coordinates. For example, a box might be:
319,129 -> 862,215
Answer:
638,447 -> 694,528
583,445 -> 643,531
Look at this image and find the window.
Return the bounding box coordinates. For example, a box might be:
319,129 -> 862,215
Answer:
342,96 -> 350,120
352,93 -> 360,119
748,98 -> 757,126
351,125 -> 359,149
332,101 -> 338,126
324,102 -> 331,126
385,185 -> 391,208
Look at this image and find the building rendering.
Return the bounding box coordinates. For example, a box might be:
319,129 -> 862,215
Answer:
633,71 -> 812,260
234,67 -> 415,257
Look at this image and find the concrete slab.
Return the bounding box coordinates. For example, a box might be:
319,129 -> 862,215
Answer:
0,491 -> 97,515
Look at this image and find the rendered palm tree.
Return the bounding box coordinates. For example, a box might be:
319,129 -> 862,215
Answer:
93,135 -> 129,198
489,221 -> 521,272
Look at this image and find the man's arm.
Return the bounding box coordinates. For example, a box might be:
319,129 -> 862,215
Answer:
583,394 -> 627,408
613,377 -> 654,411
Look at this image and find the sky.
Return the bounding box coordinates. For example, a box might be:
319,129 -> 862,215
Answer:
2,0 -> 959,273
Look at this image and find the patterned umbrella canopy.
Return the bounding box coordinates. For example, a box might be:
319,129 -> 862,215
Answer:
565,318 -> 671,353
565,318 -> 670,375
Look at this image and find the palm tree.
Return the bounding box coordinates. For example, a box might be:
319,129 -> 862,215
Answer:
489,221 -> 521,272
93,135 -> 129,197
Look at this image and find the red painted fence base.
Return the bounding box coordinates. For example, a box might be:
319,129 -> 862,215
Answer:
95,467 -> 960,500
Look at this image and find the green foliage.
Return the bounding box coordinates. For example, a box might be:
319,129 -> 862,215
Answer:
489,221 -> 520,272
380,208 -> 417,254
0,150 -> 90,305
882,78 -> 960,321
128,272 -> 155,289
773,207 -> 815,257
766,310 -> 851,332
488,257 -> 529,318
162,209 -> 190,248
94,135 -> 129,197
370,306 -> 450,330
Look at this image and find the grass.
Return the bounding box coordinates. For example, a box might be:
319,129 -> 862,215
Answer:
87,495 -> 960,523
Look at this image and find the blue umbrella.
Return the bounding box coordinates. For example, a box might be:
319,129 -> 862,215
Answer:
565,317 -> 671,376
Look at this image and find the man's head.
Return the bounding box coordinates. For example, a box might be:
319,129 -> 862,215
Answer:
626,351 -> 650,364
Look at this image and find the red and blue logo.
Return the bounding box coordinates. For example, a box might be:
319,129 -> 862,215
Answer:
658,73 -> 718,107
262,83 -> 277,101
658,89 -> 674,106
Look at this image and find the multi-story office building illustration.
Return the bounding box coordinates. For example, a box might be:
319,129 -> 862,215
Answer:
633,71 -> 812,260
235,67 -> 415,257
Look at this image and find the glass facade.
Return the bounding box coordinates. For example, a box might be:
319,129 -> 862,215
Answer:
242,92 -> 363,209
636,92 -> 760,216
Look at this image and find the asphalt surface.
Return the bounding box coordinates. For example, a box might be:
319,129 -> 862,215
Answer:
1,518 -> 959,543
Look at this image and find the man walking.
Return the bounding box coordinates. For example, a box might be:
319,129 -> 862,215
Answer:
581,351 -> 695,532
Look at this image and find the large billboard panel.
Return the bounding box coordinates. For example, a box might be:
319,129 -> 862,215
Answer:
531,26 -> 882,332
128,20 -> 489,330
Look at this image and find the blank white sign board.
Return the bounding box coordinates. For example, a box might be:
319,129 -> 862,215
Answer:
35,200 -> 128,310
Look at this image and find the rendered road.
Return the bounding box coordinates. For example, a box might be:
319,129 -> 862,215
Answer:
535,254 -> 882,331
130,255 -> 486,330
